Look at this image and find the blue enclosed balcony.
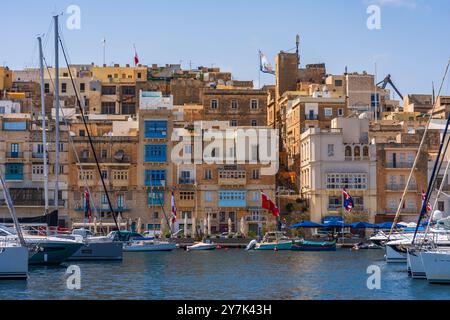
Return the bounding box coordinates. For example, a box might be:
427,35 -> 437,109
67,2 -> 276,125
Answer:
148,191 -> 164,206
144,169 -> 166,187
218,190 -> 247,208
5,164 -> 24,181
144,144 -> 167,163
144,120 -> 168,139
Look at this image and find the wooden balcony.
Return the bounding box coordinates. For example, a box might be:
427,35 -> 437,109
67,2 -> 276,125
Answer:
218,170 -> 246,186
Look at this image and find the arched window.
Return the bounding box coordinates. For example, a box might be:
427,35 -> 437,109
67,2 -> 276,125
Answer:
363,146 -> 369,157
354,146 -> 361,158
345,146 -> 352,158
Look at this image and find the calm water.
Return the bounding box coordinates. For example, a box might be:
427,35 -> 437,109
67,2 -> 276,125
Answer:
1,249 -> 450,300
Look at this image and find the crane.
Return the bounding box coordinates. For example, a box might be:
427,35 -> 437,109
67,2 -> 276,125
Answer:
377,74 -> 404,100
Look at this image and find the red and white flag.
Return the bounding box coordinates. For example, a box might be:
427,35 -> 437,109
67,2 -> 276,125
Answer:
261,191 -> 280,218
133,45 -> 139,66
171,192 -> 177,224
421,190 -> 432,213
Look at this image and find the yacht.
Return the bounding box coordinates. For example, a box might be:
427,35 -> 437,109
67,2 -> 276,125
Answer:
0,225 -> 83,265
420,249 -> 450,284
57,229 -> 123,261
385,228 -> 450,263
124,240 -> 178,252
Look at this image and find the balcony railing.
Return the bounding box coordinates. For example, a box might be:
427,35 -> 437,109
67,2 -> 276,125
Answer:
75,205 -> 130,213
328,205 -> 367,213
79,156 -> 131,164
0,199 -> 65,207
305,114 -> 319,120
386,162 -> 414,169
6,152 -> 24,159
32,152 -> 47,159
385,184 -> 418,191
385,208 -> 418,215
245,216 -> 267,222
179,178 -> 196,185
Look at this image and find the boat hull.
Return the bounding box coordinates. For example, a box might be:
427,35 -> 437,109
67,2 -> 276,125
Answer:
407,250 -> 426,279
68,241 -> 123,260
187,244 -> 216,251
385,245 -> 407,263
255,241 -> 292,251
29,242 -> 84,265
291,241 -> 336,252
123,242 -> 177,252
421,251 -> 450,284
0,246 -> 28,280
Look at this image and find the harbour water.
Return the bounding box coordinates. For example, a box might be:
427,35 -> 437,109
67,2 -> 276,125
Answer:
1,249 -> 449,300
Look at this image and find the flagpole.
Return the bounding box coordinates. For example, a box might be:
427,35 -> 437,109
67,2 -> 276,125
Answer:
258,50 -> 261,89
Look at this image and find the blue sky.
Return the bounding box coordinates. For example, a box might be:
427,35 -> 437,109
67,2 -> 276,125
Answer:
2,0 -> 450,95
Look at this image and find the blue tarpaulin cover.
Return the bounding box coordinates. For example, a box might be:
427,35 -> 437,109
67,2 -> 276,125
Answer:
289,221 -> 324,228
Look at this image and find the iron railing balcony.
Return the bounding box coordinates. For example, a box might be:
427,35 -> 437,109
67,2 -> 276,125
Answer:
385,208 -> 418,215
305,114 -> 319,120
5,152 -> 24,159
179,178 -> 196,185
386,162 -> 414,169
385,184 -> 418,191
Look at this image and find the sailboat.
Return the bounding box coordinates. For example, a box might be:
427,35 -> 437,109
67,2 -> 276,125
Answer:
0,175 -> 28,279
382,61 -> 450,270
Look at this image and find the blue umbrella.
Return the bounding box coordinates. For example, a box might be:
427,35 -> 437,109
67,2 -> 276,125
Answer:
289,221 -> 324,228
323,221 -> 351,228
350,222 -> 377,229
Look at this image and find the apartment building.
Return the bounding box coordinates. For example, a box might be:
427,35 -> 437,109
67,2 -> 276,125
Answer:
371,123 -> 440,223
299,118 -> 377,223
202,87 -> 268,127
67,117 -> 139,225
193,121 -> 277,235
285,95 -> 348,180
138,91 -> 174,234
0,111 -> 69,226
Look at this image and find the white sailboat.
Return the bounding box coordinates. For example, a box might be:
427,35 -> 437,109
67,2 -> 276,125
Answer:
0,172 -> 29,279
420,248 -> 450,283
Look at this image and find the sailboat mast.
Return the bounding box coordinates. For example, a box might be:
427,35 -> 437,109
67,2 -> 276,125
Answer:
54,15 -> 60,211
38,36 -> 49,213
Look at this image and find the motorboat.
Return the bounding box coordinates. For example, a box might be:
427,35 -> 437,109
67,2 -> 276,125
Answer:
186,241 -> 217,251
0,240 -> 28,280
0,225 -> 83,265
57,229 -> 123,261
253,232 -> 293,251
123,240 -> 178,252
291,240 -> 336,252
